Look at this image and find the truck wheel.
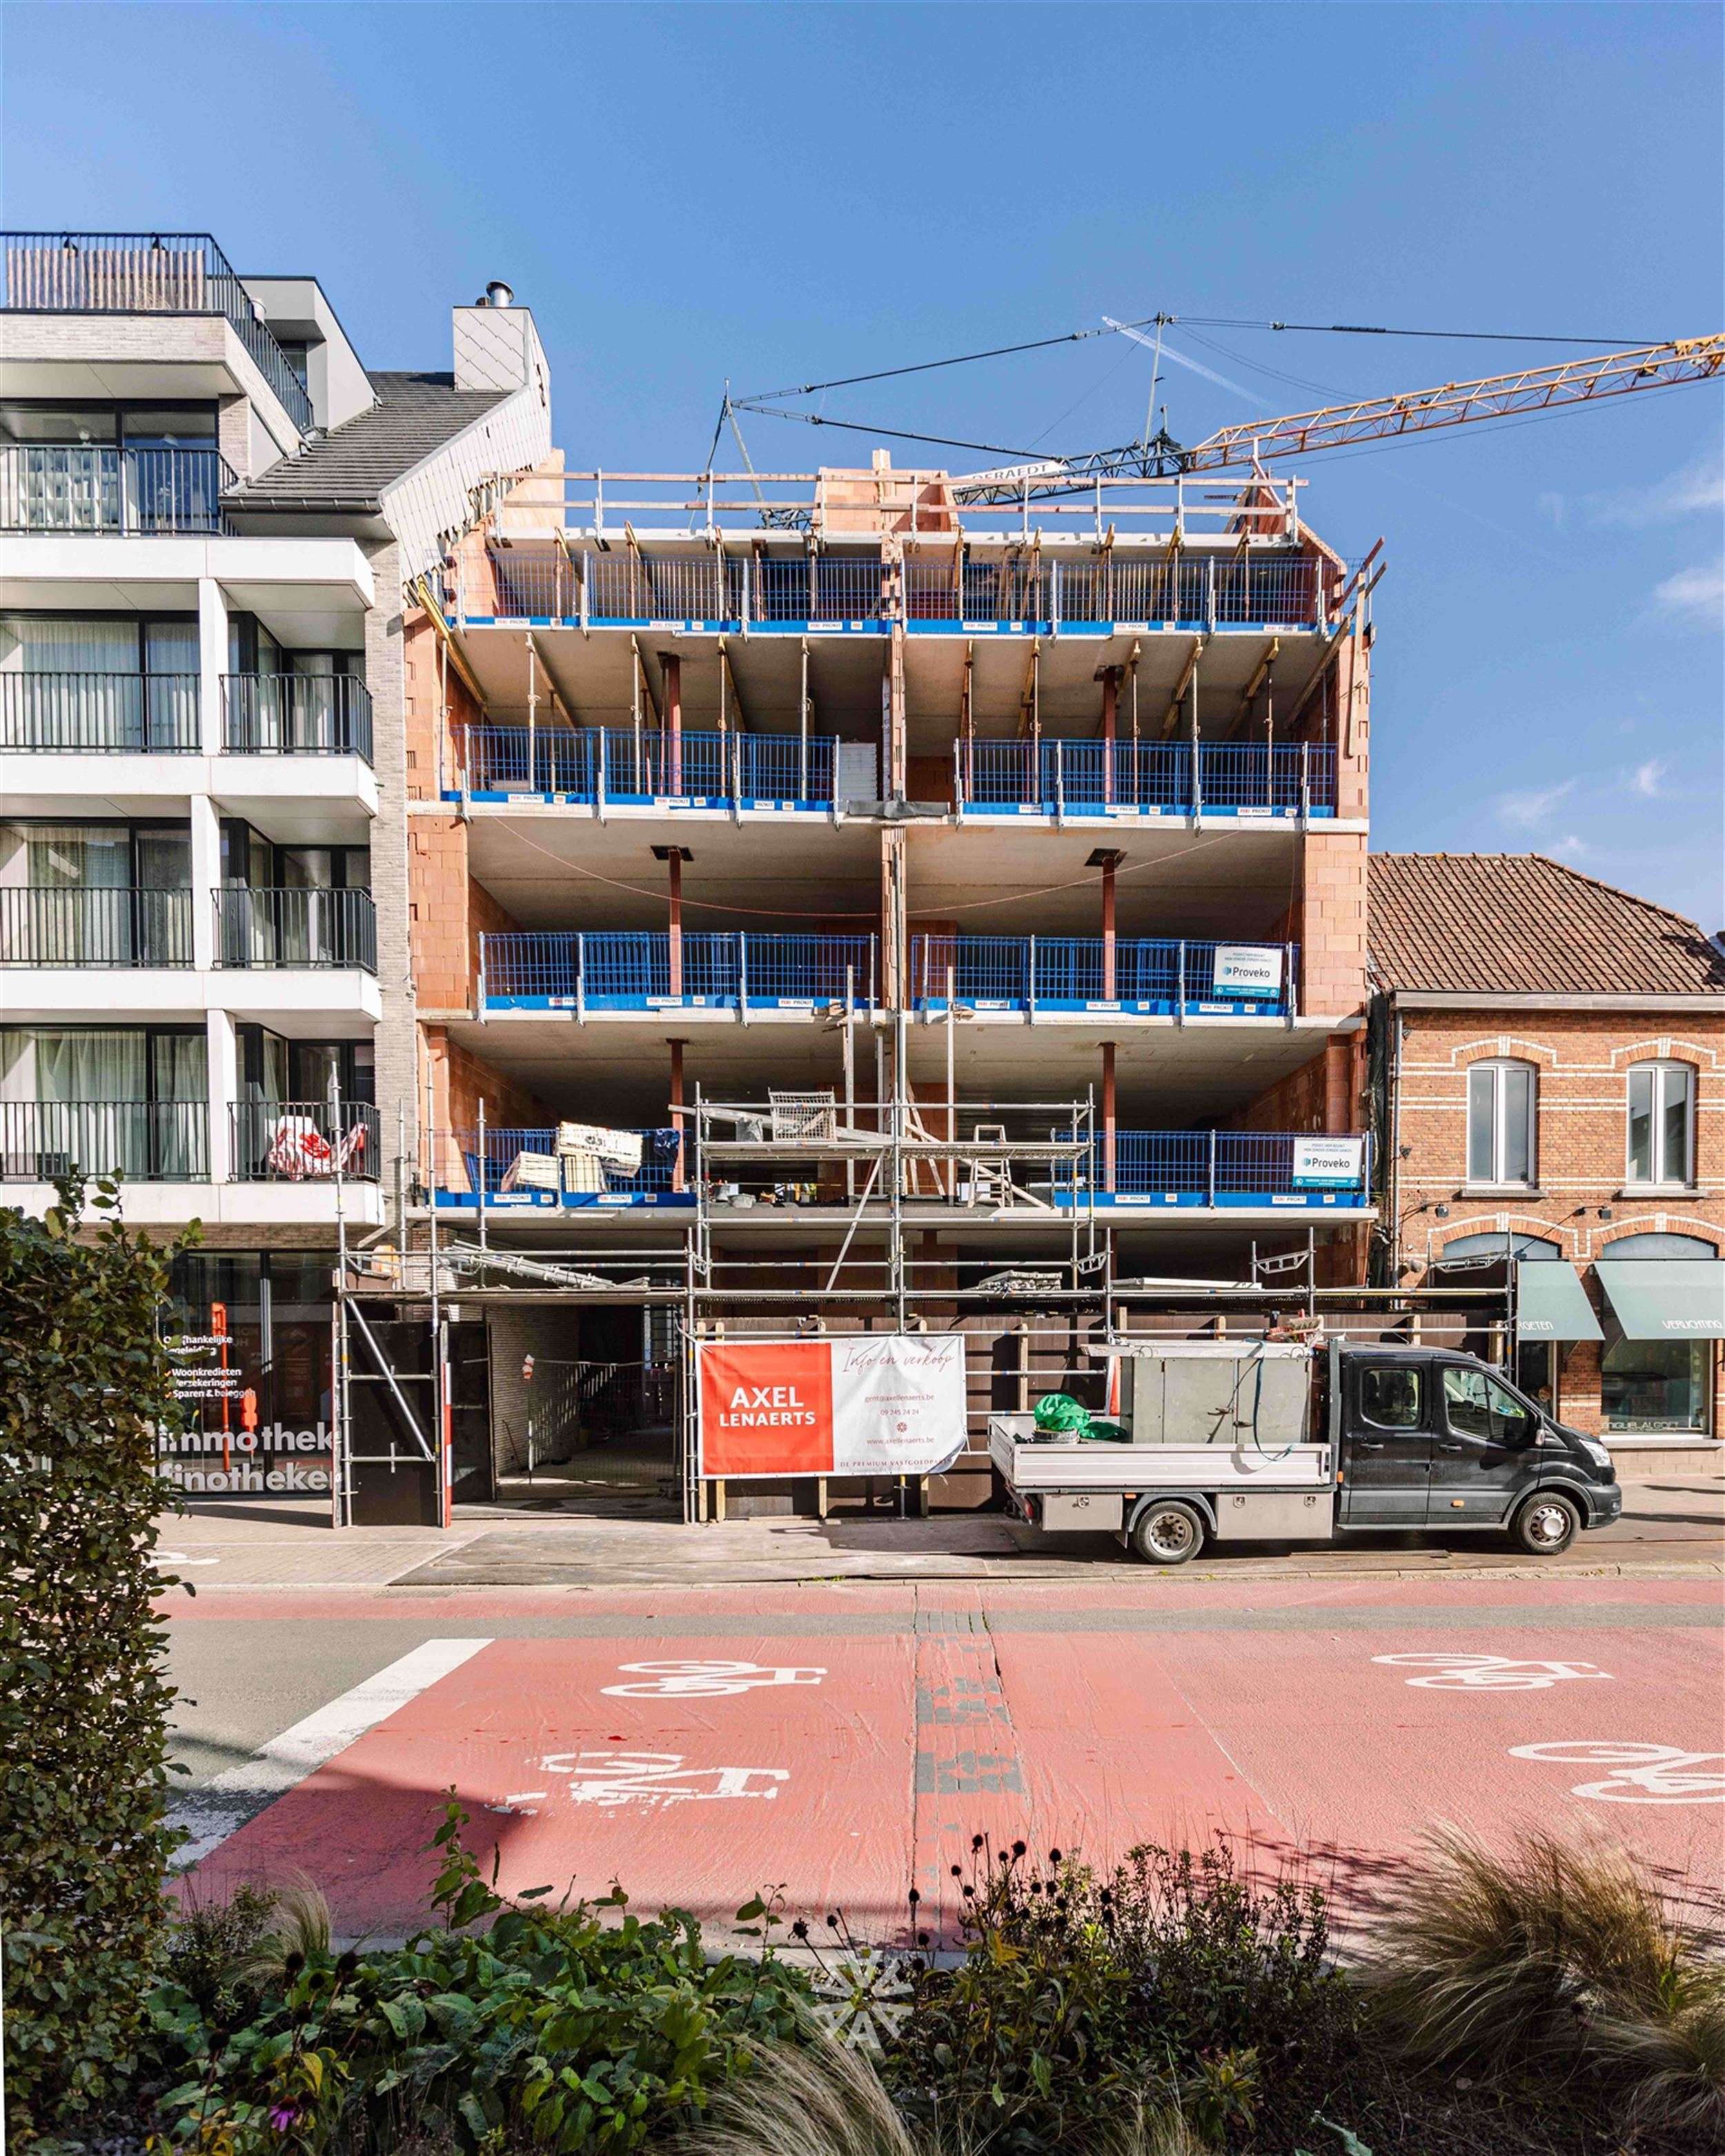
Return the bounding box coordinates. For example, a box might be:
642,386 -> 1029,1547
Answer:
1510,1491 -> 1581,1556
1131,1500 -> 1206,1566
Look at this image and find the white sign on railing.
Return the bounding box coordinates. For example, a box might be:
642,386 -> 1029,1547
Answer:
1212,945 -> 1283,998
1292,1136 -> 1364,1188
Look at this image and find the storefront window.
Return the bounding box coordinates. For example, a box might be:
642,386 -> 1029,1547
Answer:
1600,1339 -> 1711,1434
161,1249 -> 337,1494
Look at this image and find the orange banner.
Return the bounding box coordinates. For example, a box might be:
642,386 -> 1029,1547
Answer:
698,1340 -> 834,1477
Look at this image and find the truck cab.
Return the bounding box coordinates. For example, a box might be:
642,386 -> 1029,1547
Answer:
1332,1345 -> 1620,1553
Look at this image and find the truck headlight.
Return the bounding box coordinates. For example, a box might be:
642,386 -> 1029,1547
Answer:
1581,1440 -> 1613,1470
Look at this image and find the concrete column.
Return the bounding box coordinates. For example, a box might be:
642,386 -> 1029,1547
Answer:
197,576 -> 228,758
206,1007 -> 237,1185
1101,1040 -> 1117,1194
659,651 -> 682,794
189,793 -> 221,972
667,1037 -> 687,1192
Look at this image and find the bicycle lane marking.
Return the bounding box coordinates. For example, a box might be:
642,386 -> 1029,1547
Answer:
193,1632 -> 920,1941
1131,1620 -> 1725,1879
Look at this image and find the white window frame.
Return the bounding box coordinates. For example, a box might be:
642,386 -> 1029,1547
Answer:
1625,1061 -> 1695,1188
1466,1058 -> 1537,1187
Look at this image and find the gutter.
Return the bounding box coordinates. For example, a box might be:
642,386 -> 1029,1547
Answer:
1388,991 -> 1725,1012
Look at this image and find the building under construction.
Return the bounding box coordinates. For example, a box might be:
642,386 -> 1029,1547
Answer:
353,445 -> 1386,1521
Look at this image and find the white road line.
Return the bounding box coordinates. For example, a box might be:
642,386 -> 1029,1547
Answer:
169,1637 -> 493,1865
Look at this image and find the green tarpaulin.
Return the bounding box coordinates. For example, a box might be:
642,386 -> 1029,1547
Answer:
1515,1261 -> 1603,1342
1595,1261 -> 1725,1341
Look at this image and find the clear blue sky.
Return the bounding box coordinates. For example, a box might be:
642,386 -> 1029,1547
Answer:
7,2 -> 1722,923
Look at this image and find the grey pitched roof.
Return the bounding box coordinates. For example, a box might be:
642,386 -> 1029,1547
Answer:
227,371 -> 508,510
1368,853 -> 1725,997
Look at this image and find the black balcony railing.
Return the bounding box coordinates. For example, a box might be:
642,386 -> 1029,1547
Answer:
0,444 -> 235,535
229,1100 -> 380,1182
0,672 -> 201,752
0,1099 -> 208,1182
0,886 -> 193,967
224,675 -> 373,762
2,231 -> 314,433
214,886 -> 377,973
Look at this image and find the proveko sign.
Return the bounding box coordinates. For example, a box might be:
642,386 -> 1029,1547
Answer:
1292,1135 -> 1364,1188
697,1335 -> 967,1480
1212,945 -> 1283,998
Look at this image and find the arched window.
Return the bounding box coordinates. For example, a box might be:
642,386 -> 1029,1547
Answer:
1467,1059 -> 1537,1186
1626,1062 -> 1695,1187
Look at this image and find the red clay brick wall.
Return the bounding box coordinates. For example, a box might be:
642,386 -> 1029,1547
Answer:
422,1026 -> 551,1192
1299,831 -> 1369,1016
1395,1007 -> 1725,1435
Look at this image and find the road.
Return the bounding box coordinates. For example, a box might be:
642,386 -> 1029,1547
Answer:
161,1573 -> 1725,1945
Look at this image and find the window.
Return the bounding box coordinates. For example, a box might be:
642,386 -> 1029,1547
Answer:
1626,1062 -> 1694,1186
1467,1059 -> 1536,1185
1441,1365 -> 1533,1446
1359,1365 -> 1423,1428
1601,1341 -> 1711,1435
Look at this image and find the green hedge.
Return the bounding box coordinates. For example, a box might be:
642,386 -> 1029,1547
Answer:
1,1183 -> 189,2142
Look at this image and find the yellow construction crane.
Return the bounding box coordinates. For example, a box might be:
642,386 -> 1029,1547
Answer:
949,335 -> 1725,500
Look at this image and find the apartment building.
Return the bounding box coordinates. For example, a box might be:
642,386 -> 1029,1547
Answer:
1368,853 -> 1725,1471
0,232 -> 550,1481
391,453 -> 1381,1515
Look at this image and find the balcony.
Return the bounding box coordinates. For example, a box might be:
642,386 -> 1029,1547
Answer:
214,887 -> 377,973
0,886 -> 193,967
0,1098 -> 208,1182
224,675 -> 373,762
480,552 -> 889,630
432,1125 -> 686,1210
479,931 -> 878,1013
956,739 -> 1336,820
1072,1129 -> 1372,1211
451,724 -> 848,809
0,673 -> 200,752
229,1100 -> 380,1182
464,548 -> 1332,635
3,231 -> 314,433
908,936 -> 1298,1019
0,444 -> 235,535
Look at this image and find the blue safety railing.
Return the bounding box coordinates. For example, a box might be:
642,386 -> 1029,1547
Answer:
904,553 -> 1328,629
909,936 -> 1296,1017
479,931 -> 879,1013
452,725 -> 841,808
1053,1129 -> 1372,1208
435,1126 -> 690,1209
481,552 -> 889,629
955,738 -> 1336,818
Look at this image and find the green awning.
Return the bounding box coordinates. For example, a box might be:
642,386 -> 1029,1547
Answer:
1595,1261 -> 1725,1341
1516,1262 -> 1603,1342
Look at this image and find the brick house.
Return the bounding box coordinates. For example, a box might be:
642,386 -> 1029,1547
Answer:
1367,853 -> 1725,1472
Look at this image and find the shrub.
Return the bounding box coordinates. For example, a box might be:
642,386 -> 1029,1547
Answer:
145,1798 -> 816,2155
885,1837 -> 1362,2152
1,1180 -> 190,2142
1363,1824 -> 1725,2137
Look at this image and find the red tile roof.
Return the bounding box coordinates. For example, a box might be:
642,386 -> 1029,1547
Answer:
1368,853 -> 1725,997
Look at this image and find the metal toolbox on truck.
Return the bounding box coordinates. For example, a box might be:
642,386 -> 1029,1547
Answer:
1115,1341 -> 1314,1446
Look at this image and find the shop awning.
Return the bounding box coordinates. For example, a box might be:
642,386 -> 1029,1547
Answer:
1516,1261 -> 1603,1342
1595,1261 -> 1725,1341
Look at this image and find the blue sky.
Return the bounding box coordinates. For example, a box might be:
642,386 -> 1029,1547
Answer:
7,2 -> 1722,922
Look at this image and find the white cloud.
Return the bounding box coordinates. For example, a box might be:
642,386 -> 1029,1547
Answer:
1494,778 -> 1577,829
1628,759 -> 1667,798
1548,833 -> 1591,859
1650,559 -> 1724,628
1590,454 -> 1725,528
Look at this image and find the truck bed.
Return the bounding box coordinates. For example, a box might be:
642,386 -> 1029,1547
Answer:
988,1415 -> 1334,1494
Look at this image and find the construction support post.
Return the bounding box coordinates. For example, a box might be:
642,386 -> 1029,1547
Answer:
660,649 -> 682,795
1101,1040 -> 1117,1196
1100,664 -> 1119,805
668,1037 -> 687,1191
667,848 -> 684,998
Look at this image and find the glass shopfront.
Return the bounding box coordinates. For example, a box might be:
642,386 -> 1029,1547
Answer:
161,1249 -> 337,1495
1596,1234 -> 1719,1437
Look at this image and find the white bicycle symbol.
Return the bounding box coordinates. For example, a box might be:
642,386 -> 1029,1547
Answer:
1509,1741 -> 1725,1804
601,1659 -> 827,1699
534,1750 -> 789,1806
1374,1652 -> 1611,1691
